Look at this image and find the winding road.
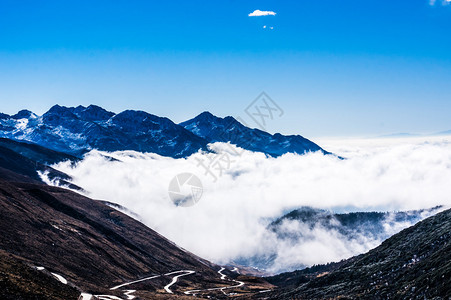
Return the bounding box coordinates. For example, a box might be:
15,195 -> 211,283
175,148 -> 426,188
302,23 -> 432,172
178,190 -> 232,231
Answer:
79,266 -> 246,299
110,275 -> 161,291
80,269 -> 197,299
184,267 -> 245,296
218,267 -> 227,280
163,270 -> 196,293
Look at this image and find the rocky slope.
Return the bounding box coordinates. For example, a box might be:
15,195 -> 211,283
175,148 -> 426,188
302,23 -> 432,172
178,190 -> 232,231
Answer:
0,249 -> 80,300
0,177 -> 226,297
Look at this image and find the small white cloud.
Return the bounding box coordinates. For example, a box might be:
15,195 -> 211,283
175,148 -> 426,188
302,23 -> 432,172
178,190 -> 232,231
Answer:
249,10 -> 276,17
270,27 -> 274,30
263,25 -> 267,28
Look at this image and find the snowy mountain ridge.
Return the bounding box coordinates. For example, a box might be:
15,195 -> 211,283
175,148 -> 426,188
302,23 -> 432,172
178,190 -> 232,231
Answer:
0,105 -> 327,158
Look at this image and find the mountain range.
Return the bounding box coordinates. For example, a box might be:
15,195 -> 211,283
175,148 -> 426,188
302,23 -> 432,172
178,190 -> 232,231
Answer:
377,130 -> 451,138
0,105 -> 328,158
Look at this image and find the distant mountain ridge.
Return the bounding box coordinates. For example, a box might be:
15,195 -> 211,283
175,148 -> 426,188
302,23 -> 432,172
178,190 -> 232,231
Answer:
0,105 -> 327,158
270,207 -> 442,250
376,130 -> 451,138
233,206 -> 441,273
437,129 -> 451,136
265,207 -> 451,299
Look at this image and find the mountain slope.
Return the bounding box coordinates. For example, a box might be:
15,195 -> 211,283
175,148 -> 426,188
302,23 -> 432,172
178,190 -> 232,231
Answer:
0,250 -> 79,300
0,177 -> 229,297
0,138 -> 79,188
0,137 -> 79,165
180,111 -> 327,156
265,208 -> 451,299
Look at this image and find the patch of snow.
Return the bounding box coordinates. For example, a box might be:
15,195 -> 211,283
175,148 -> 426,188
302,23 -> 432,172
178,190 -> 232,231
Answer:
15,118 -> 29,130
79,293 -> 93,300
96,296 -> 123,300
51,272 -> 68,284
51,224 -> 63,231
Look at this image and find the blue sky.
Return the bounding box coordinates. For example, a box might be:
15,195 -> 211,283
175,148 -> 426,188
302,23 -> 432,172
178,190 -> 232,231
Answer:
0,0 -> 450,137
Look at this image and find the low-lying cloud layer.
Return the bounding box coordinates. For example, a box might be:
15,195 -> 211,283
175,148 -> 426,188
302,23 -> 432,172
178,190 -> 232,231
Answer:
46,136 -> 451,273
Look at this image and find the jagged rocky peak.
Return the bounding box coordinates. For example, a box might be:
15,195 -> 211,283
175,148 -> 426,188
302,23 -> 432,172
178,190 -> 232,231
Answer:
0,113 -> 10,119
111,110 -> 175,129
11,109 -> 37,119
72,105 -> 115,121
44,104 -> 77,117
185,111 -> 237,124
180,111 -> 241,137
196,111 -> 218,121
40,105 -> 78,127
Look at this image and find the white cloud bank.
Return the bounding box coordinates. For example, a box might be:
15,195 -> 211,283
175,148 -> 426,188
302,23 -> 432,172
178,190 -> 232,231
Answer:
249,10 -> 276,17
47,136 -> 451,273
